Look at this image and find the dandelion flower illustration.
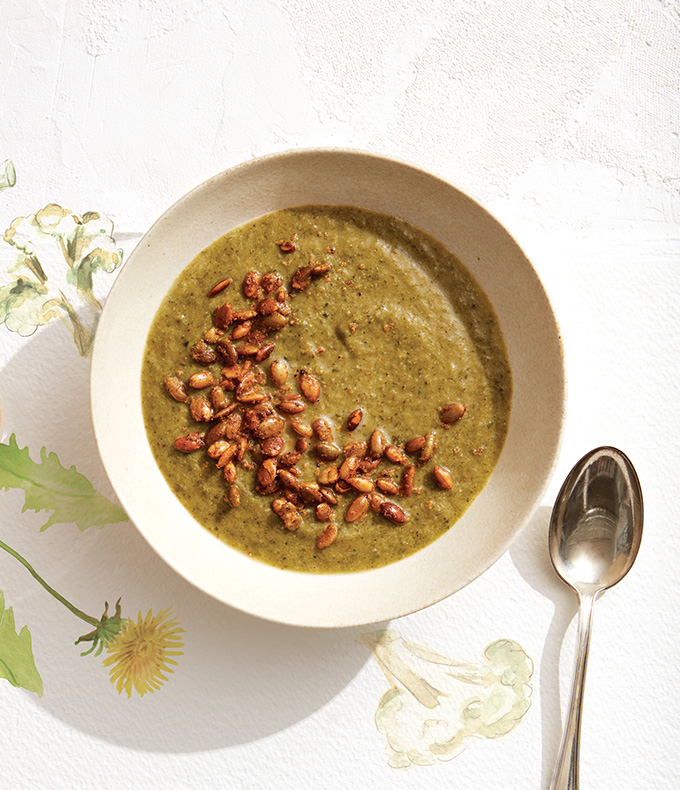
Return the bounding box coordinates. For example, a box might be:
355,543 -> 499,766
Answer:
103,608 -> 184,698
0,537 -> 184,699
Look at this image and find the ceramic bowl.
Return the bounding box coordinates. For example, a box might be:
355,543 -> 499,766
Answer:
91,148 -> 565,627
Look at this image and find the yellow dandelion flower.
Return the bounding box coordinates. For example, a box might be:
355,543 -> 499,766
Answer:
102,608 -> 184,698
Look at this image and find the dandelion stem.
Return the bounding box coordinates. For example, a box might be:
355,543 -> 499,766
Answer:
0,538 -> 98,626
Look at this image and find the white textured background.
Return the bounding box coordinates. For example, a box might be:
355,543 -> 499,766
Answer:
1,1 -> 679,788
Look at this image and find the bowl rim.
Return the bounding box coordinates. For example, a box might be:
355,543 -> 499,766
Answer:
90,146 -> 566,627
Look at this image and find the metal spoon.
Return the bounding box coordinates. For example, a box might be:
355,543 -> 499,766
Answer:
548,446 -> 643,790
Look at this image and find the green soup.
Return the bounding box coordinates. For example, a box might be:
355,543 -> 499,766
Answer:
142,205 -> 511,572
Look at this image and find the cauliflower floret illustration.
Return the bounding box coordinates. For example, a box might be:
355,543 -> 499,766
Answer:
0,160 -> 16,191
0,203 -> 123,355
358,630 -> 533,769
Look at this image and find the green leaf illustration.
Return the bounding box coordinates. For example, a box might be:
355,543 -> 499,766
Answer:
0,434 -> 128,530
0,591 -> 43,696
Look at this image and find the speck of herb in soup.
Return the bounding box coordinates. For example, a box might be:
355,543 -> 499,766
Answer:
141,205 -> 511,573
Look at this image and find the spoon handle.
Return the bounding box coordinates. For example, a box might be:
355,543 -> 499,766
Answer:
549,592 -> 597,790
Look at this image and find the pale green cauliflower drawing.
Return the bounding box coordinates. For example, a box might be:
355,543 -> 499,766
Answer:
0,203 -> 123,355
0,160 -> 16,191
358,630 -> 533,769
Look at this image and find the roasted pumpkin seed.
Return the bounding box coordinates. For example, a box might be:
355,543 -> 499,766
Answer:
173,433 -> 205,452
380,501 -> 409,524
346,408 -> 363,432
299,369 -> 321,403
345,495 -> 370,523
165,376 -> 189,403
433,465 -> 454,490
440,402 -> 466,425
316,523 -> 338,549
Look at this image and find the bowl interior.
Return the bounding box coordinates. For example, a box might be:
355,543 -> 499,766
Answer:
91,149 -> 565,627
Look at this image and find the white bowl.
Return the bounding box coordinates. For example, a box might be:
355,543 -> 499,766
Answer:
91,148 -> 565,627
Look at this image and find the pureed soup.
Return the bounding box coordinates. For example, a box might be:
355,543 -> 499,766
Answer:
141,205 -> 511,572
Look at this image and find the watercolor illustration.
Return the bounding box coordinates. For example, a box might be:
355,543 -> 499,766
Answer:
0,540 -> 184,698
0,590 -> 43,696
0,160 -> 16,191
0,167 -> 184,699
0,435 -> 184,697
103,607 -> 184,698
0,201 -> 123,356
359,630 -> 533,768
0,434 -> 128,531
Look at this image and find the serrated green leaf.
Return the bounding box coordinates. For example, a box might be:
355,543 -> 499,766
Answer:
0,434 -> 128,531
0,591 -> 43,696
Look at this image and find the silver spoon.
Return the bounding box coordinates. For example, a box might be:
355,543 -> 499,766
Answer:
548,446 -> 643,790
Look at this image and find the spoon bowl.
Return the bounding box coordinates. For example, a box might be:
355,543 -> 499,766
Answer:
550,447 -> 643,594
548,446 -> 643,790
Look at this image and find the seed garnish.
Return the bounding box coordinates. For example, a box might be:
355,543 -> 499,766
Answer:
214,302 -> 234,328
299,369 -> 321,403
345,495 -> 369,523
189,371 -> 215,389
190,397 -> 213,422
209,278 -> 232,297
384,445 -> 408,465
190,340 -> 217,365
164,242 -> 466,555
346,408 -> 363,432
313,442 -> 340,462
291,418 -> 313,437
226,485 -> 240,507
315,502 -> 332,521
316,523 -> 338,549
401,464 -> 415,497
173,433 -> 205,452
439,402 -> 466,425
433,466 -> 454,490
165,376 -> 189,403
243,271 -> 260,299
270,358 -> 289,388
404,436 -> 426,454
380,501 -> 409,524
369,429 -> 387,458
312,418 -> 334,442
376,477 -> 399,495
